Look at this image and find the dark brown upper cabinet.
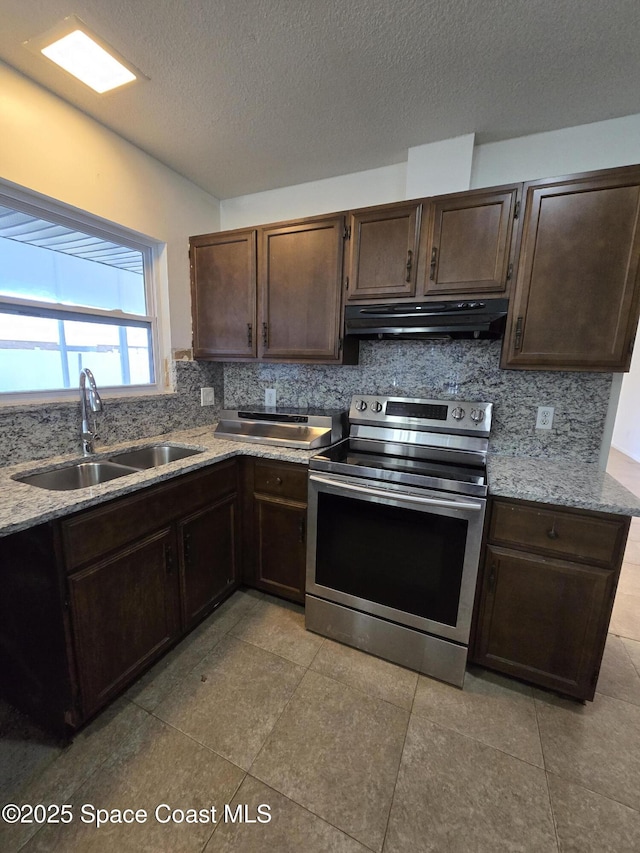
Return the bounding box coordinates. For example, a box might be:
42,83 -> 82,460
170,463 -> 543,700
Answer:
259,215 -> 348,361
345,202 -> 422,301
191,215 -> 356,363
190,229 -> 257,359
502,165 -> 640,371
424,186 -> 520,297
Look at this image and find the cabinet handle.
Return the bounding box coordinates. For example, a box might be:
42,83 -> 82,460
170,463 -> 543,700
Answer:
165,544 -> 174,575
429,247 -> 438,280
405,249 -> 413,282
514,316 -> 524,351
488,561 -> 497,592
262,322 -> 268,347
247,323 -> 253,346
184,530 -> 191,564
547,523 -> 559,540
299,516 -> 306,544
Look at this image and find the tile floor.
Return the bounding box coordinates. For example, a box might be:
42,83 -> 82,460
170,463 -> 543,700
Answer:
0,451 -> 638,852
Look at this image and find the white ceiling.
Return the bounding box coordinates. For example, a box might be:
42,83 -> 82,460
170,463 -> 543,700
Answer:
2,0 -> 640,200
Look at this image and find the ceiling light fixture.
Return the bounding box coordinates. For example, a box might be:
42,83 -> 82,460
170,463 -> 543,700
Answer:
24,15 -> 144,94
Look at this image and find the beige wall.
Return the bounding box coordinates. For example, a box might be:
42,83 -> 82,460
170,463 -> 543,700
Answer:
0,61 -> 221,355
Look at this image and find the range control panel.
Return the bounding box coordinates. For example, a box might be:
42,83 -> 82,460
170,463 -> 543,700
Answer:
349,395 -> 493,434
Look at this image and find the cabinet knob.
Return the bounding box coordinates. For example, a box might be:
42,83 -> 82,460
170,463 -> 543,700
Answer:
547,525 -> 559,540
275,476 -> 283,485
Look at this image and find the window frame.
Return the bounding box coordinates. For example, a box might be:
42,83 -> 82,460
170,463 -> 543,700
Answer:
0,181 -> 166,404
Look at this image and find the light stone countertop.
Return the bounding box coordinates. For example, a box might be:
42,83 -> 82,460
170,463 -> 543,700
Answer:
487,455 -> 640,516
2,430 -> 640,538
0,426 -> 318,538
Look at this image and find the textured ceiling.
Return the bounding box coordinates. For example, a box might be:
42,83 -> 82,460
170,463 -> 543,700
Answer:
1,0 -> 640,199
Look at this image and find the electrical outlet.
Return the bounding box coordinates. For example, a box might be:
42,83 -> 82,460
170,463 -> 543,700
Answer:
200,387 -> 215,406
536,406 -> 554,430
265,388 -> 276,408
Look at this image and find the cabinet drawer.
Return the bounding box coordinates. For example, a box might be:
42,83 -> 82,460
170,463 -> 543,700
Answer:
489,499 -> 626,569
61,461 -> 238,571
253,460 -> 307,503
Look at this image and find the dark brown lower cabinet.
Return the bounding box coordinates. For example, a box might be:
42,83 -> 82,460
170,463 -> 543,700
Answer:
243,458 -> 308,603
68,528 -> 180,718
0,461 -> 240,736
179,495 -> 239,631
471,498 -> 629,700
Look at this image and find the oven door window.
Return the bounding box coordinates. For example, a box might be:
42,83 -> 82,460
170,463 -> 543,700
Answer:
316,492 -> 467,627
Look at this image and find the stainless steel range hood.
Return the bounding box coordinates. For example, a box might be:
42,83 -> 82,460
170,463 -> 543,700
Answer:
344,298 -> 509,340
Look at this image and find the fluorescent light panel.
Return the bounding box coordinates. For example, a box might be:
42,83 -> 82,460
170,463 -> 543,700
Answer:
24,16 -> 143,94
42,30 -> 136,93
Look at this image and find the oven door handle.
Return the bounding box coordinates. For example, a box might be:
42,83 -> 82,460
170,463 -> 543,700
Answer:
309,474 -> 484,511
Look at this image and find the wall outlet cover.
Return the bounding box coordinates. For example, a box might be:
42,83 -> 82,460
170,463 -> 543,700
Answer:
265,388 -> 277,407
536,406 -> 554,429
200,387 -> 215,406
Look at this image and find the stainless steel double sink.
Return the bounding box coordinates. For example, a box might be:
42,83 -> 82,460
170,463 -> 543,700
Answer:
15,444 -> 204,491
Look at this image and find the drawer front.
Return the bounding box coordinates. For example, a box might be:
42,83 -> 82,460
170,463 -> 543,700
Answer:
489,499 -> 626,569
61,461 -> 238,571
253,460 -> 308,503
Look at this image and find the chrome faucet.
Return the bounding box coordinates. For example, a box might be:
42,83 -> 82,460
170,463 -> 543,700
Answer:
80,368 -> 104,455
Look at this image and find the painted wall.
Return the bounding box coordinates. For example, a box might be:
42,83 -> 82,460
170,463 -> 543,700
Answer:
220,163 -> 407,231
0,61 -> 221,354
612,344 -> 640,462
471,114 -> 640,188
221,113 -> 640,230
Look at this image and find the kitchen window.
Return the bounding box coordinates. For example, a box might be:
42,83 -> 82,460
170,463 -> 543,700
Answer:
0,187 -> 162,399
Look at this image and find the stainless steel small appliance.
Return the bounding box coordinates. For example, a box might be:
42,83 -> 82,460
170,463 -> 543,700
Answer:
305,394 -> 492,687
214,407 -> 346,450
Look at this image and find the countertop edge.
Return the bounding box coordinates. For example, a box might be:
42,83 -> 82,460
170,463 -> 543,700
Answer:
2,438 -> 640,538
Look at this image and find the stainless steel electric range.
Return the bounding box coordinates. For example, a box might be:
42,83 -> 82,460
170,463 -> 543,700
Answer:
305,394 -> 493,687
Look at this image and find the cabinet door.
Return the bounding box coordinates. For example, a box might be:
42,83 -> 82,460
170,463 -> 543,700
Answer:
190,230 -> 257,359
253,495 -> 307,603
503,168 -> 640,370
259,216 -> 345,360
425,187 -> 519,296
68,528 -> 180,718
474,545 -> 615,700
179,495 -> 239,631
346,203 -> 422,300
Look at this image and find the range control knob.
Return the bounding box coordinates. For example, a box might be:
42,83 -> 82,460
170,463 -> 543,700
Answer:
371,400 -> 383,413
470,408 -> 485,424
354,399 -> 368,412
451,407 -> 466,420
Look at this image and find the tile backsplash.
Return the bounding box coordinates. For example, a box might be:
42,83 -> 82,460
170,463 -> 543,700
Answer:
223,339 -> 612,463
0,341 -> 613,467
0,360 -> 223,467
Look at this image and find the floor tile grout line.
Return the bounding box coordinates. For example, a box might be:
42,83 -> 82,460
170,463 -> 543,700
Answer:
380,693 -> 415,853
407,702 -> 548,773
543,769 -> 562,853
544,768 -> 640,816
145,709 -> 250,778
10,703 -> 153,853
243,774 -> 381,853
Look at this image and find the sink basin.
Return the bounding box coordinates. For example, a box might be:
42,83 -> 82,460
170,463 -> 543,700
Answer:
107,444 -> 203,469
15,461 -> 139,491
14,444 -> 204,491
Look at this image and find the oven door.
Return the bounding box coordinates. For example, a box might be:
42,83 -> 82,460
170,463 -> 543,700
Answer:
306,471 -> 486,644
